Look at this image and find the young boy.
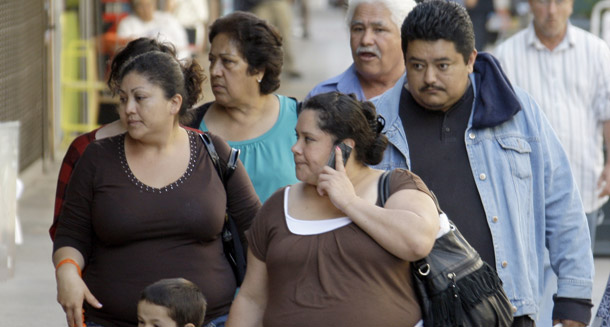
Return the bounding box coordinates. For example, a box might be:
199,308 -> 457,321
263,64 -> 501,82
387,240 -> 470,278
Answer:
138,278 -> 207,327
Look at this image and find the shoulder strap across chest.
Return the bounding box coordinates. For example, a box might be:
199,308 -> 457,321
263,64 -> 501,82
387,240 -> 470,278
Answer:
198,132 -> 240,187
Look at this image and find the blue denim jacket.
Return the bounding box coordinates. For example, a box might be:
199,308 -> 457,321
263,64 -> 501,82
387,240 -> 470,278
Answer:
377,53 -> 594,318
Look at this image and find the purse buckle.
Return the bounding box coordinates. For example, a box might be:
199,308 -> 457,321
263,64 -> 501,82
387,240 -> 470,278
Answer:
418,263 -> 431,276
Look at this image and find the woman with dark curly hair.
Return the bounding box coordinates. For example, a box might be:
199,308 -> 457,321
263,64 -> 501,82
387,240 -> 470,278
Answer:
52,38 -> 260,327
226,92 -> 440,327
49,37 -> 177,242
188,11 -> 299,203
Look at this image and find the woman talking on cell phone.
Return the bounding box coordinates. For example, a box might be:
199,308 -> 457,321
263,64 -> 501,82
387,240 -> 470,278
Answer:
225,92 -> 441,327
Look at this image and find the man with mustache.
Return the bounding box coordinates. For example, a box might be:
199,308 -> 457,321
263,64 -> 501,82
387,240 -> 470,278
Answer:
398,1 -> 593,327
494,0 -> 610,325
307,0 -> 415,171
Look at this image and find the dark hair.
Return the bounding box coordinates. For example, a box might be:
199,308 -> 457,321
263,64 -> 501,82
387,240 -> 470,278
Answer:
108,37 -> 205,117
209,11 -> 283,94
108,37 -> 177,91
300,92 -> 388,165
401,0 -> 475,63
140,278 -> 207,327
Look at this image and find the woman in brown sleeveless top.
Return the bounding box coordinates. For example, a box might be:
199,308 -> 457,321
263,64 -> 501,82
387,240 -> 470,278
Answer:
226,92 -> 440,327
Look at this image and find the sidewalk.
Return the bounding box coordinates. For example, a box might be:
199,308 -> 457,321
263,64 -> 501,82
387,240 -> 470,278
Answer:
0,159 -> 66,327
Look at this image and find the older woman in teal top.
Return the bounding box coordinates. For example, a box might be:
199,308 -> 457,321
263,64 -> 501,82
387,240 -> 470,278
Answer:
188,11 -> 299,202
192,95 -> 298,202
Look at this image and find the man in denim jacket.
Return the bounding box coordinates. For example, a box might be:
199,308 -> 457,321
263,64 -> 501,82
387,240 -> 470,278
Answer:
388,1 -> 594,326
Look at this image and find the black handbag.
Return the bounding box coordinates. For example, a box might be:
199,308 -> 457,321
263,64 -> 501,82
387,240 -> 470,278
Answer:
200,133 -> 247,286
378,171 -> 514,327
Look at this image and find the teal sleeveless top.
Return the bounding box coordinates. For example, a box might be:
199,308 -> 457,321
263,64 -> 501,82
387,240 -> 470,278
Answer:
199,95 -> 299,202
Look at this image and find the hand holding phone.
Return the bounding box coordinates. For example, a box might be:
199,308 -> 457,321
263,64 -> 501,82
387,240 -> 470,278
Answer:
327,142 -> 352,169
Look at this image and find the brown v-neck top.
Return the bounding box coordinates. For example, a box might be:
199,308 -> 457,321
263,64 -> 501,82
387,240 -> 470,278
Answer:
54,130 -> 261,327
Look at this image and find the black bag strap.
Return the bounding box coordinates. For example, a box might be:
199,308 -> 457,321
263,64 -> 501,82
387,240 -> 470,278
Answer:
378,170 -> 444,214
199,132 -> 246,286
378,170 -> 392,207
199,132 -> 239,185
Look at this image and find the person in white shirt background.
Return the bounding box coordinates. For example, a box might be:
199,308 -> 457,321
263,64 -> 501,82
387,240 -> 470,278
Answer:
164,0 -> 209,55
117,0 -> 190,59
495,0 -> 610,326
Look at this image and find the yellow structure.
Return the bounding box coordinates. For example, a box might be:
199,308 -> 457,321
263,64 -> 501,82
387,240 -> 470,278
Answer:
60,12 -> 106,146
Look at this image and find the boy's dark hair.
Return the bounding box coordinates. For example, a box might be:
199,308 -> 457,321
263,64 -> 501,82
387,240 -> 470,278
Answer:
300,92 -> 388,166
140,278 -> 207,327
401,0 -> 475,63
